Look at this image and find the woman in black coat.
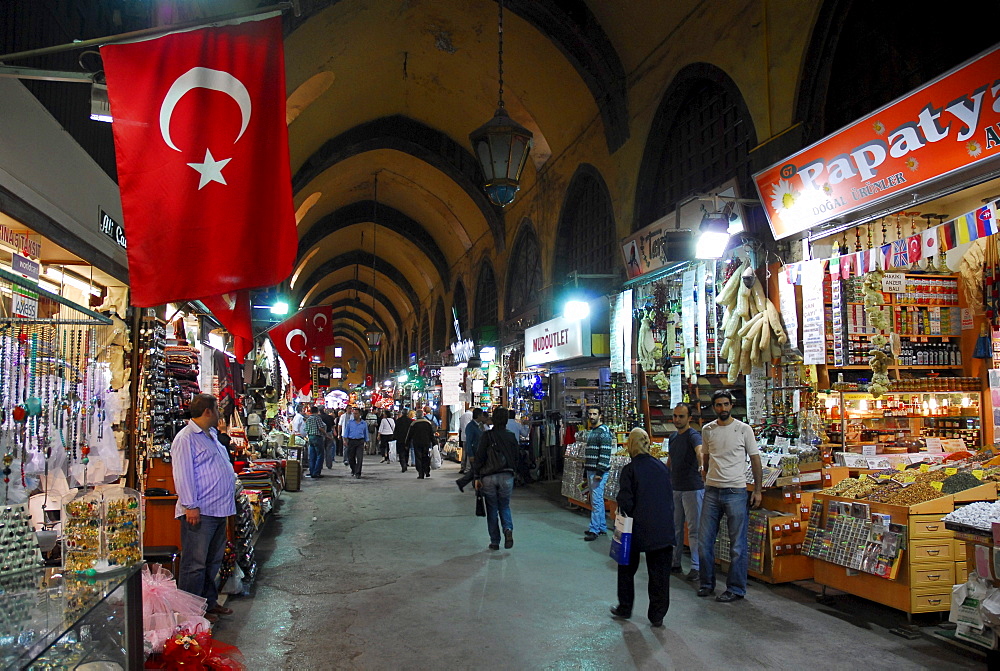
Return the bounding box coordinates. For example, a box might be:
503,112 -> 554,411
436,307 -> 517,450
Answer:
610,427 -> 675,627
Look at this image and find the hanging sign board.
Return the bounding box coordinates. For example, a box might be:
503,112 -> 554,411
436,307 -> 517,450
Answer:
881,273 -> 905,293
12,253 -> 39,283
524,315 -> 592,367
620,212 -> 692,280
800,260 -> 826,364
440,366 -> 462,405
755,44 -> 1000,239
12,287 -> 37,319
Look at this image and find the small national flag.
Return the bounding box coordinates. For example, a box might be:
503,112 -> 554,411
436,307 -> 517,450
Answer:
787,263 -> 802,285
891,239 -> 909,267
880,244 -> 892,270
955,212 -> 977,244
855,250 -> 866,275
939,221 -> 957,251
840,253 -> 855,278
922,226 -> 939,258
907,235 -> 922,262
862,248 -> 877,272
976,204 -> 999,237
829,255 -> 841,280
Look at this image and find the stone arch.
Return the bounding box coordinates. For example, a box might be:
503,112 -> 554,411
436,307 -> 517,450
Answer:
474,260 -> 498,338
632,63 -> 758,231
505,219 -> 542,319
553,164 -> 618,288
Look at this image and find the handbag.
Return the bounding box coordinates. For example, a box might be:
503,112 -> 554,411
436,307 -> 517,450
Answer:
475,492 -> 486,517
608,510 -> 633,565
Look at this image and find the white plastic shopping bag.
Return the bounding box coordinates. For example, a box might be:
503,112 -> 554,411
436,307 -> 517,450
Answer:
609,510 -> 633,565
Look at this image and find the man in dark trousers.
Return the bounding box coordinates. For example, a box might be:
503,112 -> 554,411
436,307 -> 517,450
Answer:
393,408 -> 413,473
456,408 -> 485,491
171,393 -> 236,624
667,402 -> 704,581
405,408 -> 436,479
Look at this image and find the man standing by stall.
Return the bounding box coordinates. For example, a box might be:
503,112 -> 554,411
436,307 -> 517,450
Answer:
405,408 -> 436,479
697,390 -> 762,603
393,408 -> 413,473
304,405 -> 328,479
171,393 -> 236,623
583,406 -> 615,542
667,402 -> 703,581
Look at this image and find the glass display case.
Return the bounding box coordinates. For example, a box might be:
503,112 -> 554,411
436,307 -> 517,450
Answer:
819,390 -> 982,453
0,565 -> 143,670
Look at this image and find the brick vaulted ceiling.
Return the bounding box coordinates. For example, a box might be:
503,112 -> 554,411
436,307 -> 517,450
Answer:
282,0 -> 630,361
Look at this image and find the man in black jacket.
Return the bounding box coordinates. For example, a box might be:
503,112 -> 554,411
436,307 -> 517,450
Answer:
392,409 -> 413,473
404,409 -> 436,479
474,407 -> 520,550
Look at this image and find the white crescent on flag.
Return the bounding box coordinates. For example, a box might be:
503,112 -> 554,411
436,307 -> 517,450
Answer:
313,312 -> 328,331
285,329 -> 308,359
160,67 -> 252,151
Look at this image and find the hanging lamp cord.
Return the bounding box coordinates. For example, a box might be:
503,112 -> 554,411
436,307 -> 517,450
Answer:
497,0 -> 505,109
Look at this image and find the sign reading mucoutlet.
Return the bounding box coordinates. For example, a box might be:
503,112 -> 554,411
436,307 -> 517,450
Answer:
524,315 -> 591,367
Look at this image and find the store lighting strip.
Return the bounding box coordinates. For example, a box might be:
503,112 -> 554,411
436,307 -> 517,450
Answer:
43,267 -> 102,296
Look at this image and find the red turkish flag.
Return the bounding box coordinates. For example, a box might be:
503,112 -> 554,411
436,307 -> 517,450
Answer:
267,310 -> 316,392
201,290 -> 253,364
907,234 -> 923,262
100,15 -> 296,307
298,305 -> 335,358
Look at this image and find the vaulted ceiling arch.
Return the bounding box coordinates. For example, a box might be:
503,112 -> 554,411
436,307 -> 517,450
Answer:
296,200 -> 451,286
291,115 -> 505,250
307,280 -> 407,327
296,250 -> 421,309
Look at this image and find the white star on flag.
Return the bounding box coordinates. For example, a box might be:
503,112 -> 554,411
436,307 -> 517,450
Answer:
298,350 -> 308,359
187,148 -> 231,190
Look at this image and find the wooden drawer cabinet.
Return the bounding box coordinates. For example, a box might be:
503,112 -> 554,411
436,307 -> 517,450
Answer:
909,562 -> 954,588
909,538 -> 954,563
955,561 -> 969,583
911,588 -> 951,613
909,514 -> 948,538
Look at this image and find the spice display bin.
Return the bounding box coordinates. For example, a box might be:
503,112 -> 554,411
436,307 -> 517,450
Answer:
812,483 -> 996,617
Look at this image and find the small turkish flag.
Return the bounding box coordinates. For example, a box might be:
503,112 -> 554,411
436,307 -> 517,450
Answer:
297,305 -> 335,358
201,290 -> 253,364
268,309 -> 317,392
907,234 -> 922,262
101,15 -> 296,307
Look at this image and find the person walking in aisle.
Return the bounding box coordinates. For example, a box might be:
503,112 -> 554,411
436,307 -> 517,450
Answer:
378,410 -> 396,463
171,393 -> 236,623
583,406 -> 615,541
456,408 -> 485,492
338,406 -> 352,465
474,407 -> 519,550
458,407 -> 474,469
319,407 -> 336,469
304,405 -> 328,478
404,409 -> 436,479
609,428 -> 675,627
343,407 -> 370,479
393,408 -> 413,473
667,402 -> 703,581
697,390 -> 763,603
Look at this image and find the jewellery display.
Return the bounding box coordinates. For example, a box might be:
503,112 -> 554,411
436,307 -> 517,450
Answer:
0,504 -> 43,577
62,489 -> 143,574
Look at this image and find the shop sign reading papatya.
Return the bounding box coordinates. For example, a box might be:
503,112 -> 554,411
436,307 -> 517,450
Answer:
755,44 -> 1000,240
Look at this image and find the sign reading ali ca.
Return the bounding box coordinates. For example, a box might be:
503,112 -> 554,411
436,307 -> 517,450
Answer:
755,44 -> 1000,240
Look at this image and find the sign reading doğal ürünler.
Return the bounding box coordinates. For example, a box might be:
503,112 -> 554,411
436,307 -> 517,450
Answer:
524,315 -> 592,367
100,209 -> 127,249
755,43 -> 1000,239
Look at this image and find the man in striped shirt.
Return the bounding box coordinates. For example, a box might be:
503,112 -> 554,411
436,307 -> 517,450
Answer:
172,393 -> 237,621
583,406 -> 615,541
304,406 -> 328,478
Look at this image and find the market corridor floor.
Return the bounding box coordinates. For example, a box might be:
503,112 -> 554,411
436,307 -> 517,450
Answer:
211,461 -> 981,670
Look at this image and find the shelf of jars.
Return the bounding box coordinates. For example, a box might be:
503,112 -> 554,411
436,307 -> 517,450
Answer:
818,390 -> 982,468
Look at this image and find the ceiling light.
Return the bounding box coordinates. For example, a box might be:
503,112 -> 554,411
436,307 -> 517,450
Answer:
90,83 -> 112,123
695,213 -> 732,259
44,267 -> 102,295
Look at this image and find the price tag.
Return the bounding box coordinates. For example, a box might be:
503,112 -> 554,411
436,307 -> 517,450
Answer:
945,467 -> 958,476
862,445 -> 877,457
919,463 -> 930,472
895,463 -> 907,471
931,481 -> 943,491
974,470 -> 985,479
878,474 -> 890,481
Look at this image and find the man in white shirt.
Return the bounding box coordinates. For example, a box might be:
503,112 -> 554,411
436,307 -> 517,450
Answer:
696,390 -> 762,604
290,406 -> 306,439
338,406 -> 352,465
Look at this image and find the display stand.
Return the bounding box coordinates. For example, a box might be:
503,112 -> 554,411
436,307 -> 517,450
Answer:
811,483 -> 997,618
0,565 -> 143,670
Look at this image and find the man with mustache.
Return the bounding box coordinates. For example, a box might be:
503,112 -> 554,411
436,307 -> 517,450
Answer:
697,390 -> 762,603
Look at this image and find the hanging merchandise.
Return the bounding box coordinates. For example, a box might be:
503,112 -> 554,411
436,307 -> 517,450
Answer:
718,263 -> 788,382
